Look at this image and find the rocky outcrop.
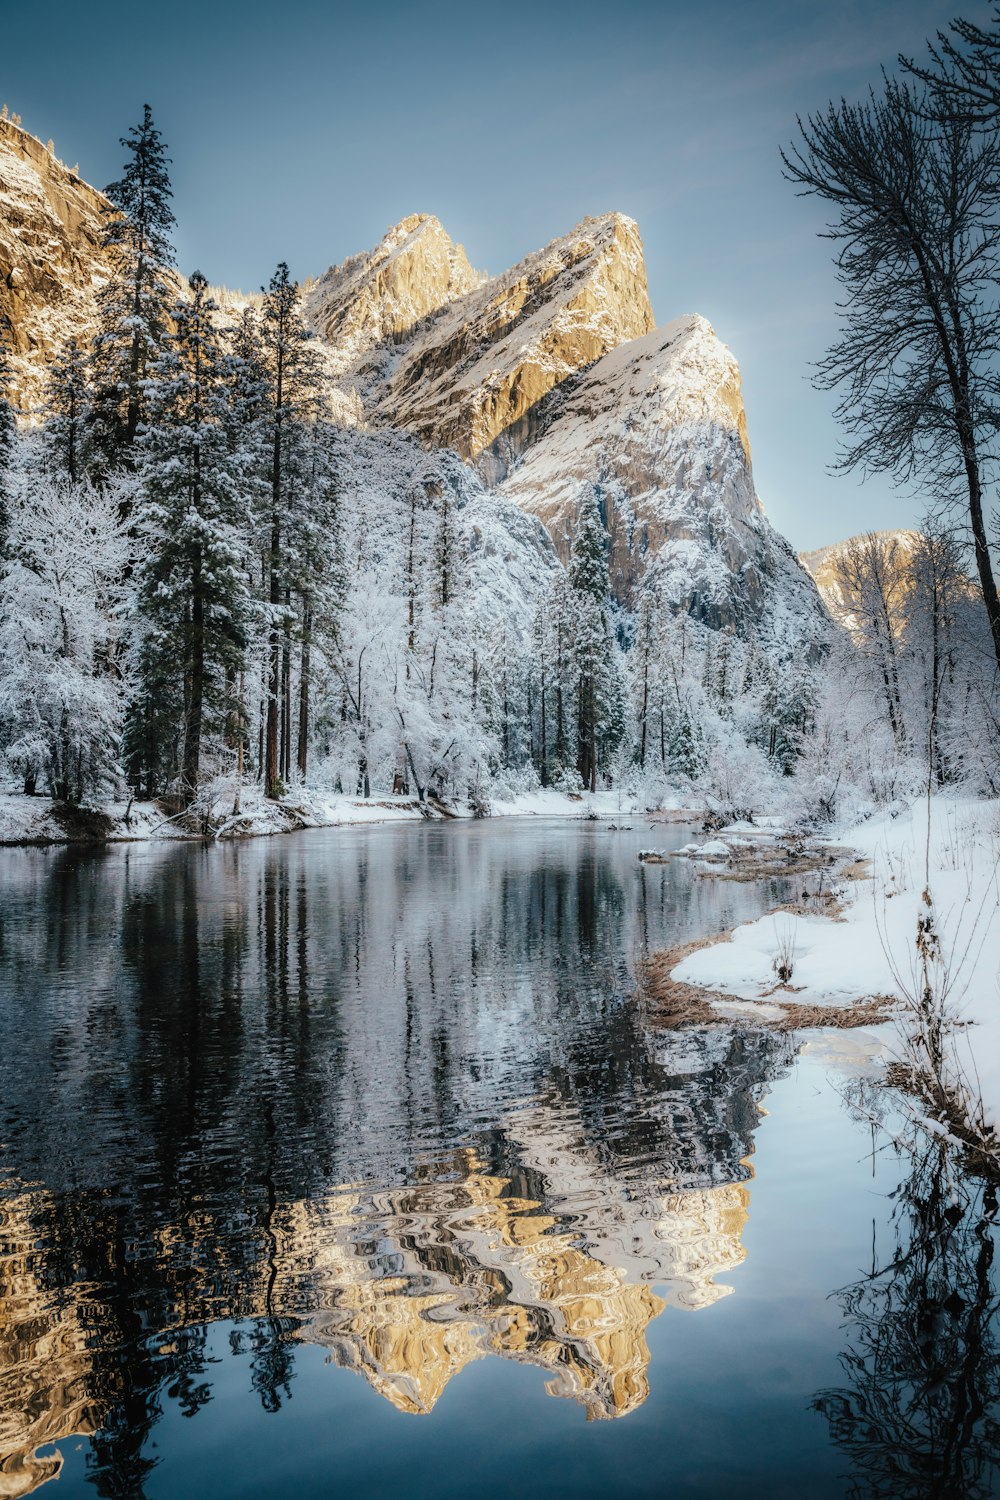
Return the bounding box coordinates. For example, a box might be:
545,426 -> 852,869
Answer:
500,314 -> 824,639
305,213 -> 486,367
0,118 -> 110,409
331,212 -> 654,481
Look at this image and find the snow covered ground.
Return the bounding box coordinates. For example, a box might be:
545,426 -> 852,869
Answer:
0,788 -> 429,844
674,797 -> 1000,1128
0,783 -> 673,845
490,787 -> 651,819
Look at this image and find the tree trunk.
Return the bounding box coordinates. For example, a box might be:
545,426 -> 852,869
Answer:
296,606 -> 311,781
265,331 -> 285,797
265,522 -> 281,796
539,669 -> 548,785
967,462 -> 1000,672
280,590 -> 292,784
639,651 -> 649,768
556,658 -> 565,769
183,547 -> 204,799
234,671 -> 244,815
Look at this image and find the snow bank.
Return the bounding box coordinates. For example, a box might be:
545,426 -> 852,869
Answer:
674,910 -> 887,1003
0,783 -> 676,845
673,796 -> 1000,1126
488,788 -> 646,819
0,788 -> 427,845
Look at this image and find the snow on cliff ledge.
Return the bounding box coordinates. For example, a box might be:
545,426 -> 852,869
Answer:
500,314 -> 825,641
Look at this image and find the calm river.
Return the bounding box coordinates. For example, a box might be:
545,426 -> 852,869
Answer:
0,818 -> 997,1497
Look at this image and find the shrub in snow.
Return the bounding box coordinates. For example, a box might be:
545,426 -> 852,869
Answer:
699,734 -> 781,822
490,763 -> 541,803
0,472 -> 132,801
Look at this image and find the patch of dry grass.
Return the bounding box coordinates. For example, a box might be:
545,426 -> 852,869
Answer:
640,934 -> 894,1034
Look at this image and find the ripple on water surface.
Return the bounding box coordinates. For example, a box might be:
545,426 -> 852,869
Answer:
0,820 -> 997,1499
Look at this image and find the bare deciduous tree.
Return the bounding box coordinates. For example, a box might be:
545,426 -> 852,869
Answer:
833,531 -> 910,747
782,81 -> 1000,674
903,8 -> 1000,123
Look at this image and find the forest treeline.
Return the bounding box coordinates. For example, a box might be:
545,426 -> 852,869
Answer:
1,4 -> 999,824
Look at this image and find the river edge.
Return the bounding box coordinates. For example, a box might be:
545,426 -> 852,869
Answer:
0,785 -> 695,848
640,797 -> 1000,1175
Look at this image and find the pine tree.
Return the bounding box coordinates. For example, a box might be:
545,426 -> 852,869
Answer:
41,336 -> 89,482
222,307 -> 271,787
225,308 -> 270,450
568,488 -> 608,603
568,489 -> 616,791
127,272 -> 254,799
90,105 -> 175,472
634,590 -> 657,768
532,574 -> 578,785
666,698 -> 706,780
432,474 -> 460,609
286,419 -> 344,782
258,262 -> 324,796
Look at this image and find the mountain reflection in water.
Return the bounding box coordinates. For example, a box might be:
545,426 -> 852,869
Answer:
0,822 -> 793,1495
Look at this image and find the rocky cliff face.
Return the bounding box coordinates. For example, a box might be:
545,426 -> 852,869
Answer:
500,314 -> 821,635
0,118 -> 110,408
0,113 -> 823,645
305,213 -> 486,367
329,212 -> 655,482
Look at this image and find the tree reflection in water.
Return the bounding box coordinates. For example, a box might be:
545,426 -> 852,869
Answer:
0,828 -> 796,1496
815,1124 -> 1000,1500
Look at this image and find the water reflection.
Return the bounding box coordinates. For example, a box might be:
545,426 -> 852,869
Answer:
814,1124 -> 1000,1499
0,822 -> 796,1494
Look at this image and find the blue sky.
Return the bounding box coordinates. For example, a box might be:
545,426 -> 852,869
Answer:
2,0 -> 985,550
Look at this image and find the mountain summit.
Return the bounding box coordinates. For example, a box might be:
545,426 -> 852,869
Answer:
0,116 -> 823,644
301,210 -> 820,637
306,213 -> 487,365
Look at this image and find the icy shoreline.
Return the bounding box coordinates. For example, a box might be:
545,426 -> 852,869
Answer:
0,784 -> 673,847
664,796 -> 1000,1140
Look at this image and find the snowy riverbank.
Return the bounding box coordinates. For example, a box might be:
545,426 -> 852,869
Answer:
669,796 -> 1000,1132
0,783 -> 670,846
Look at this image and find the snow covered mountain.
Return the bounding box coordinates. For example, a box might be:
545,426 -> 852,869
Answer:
0,112 -> 824,648
500,315 -> 821,636
312,213 -> 824,644
316,210 -> 655,483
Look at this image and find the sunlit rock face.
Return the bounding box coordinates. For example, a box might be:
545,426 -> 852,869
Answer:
500,314 -> 824,633
326,212 -> 654,481
0,119 -> 109,410
305,213 -> 487,368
